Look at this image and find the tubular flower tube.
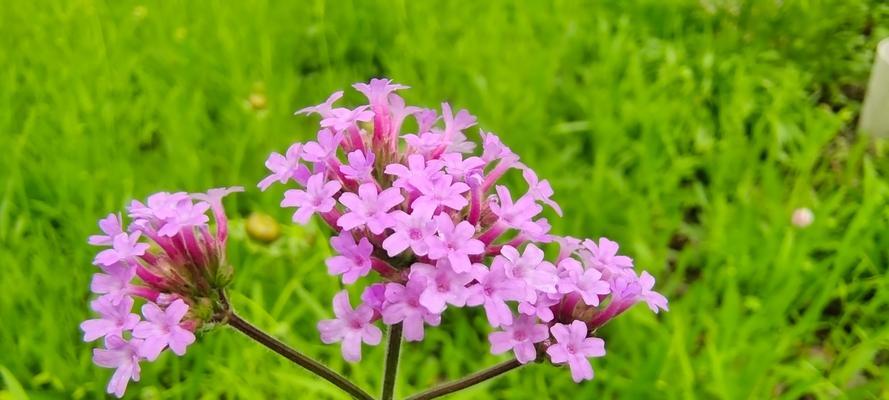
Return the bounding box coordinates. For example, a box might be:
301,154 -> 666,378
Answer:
263,78 -> 668,382
83,187 -> 242,397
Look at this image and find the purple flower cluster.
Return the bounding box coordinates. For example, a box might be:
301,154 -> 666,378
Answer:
261,79 -> 668,382
83,187 -> 242,397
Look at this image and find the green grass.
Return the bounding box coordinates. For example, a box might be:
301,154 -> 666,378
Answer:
2,0 -> 888,398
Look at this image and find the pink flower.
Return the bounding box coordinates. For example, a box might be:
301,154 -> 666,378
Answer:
80,296 -> 140,342
132,299 -> 196,361
413,174 -> 470,211
488,315 -> 549,364
426,215 -> 484,273
340,150 -> 376,183
337,183 -> 404,234
382,280 -> 441,341
91,263 -> 137,305
384,154 -> 443,191
441,153 -> 484,180
92,335 -> 143,398
403,132 -> 445,156
258,143 -> 308,190
303,130 -> 345,163
94,233 -> 149,267
583,237 -> 634,275
557,258 -> 610,307
155,201 -> 211,237
522,168 -> 562,216
296,90 -> 344,117
317,291 -> 382,362
281,173 -> 342,224
639,271 -> 669,313
382,202 -> 437,257
466,263 -> 525,327
353,78 -> 408,106
546,321 -> 606,382
497,244 -> 558,301
518,293 -> 560,322
440,103 -> 477,142
320,106 -> 374,132
408,260 -> 474,313
490,186 -> 542,233
326,233 -> 374,284
88,213 -> 124,246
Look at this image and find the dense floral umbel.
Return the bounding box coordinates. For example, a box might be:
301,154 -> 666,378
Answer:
263,79 -> 668,383
83,187 -> 242,397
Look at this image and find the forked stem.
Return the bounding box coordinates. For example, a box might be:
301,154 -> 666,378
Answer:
405,358 -> 524,400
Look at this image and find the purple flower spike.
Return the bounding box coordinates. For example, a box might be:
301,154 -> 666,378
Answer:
317,291 -> 382,362
546,321 -> 606,382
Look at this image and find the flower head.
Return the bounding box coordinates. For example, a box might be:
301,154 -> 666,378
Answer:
269,80 -> 667,384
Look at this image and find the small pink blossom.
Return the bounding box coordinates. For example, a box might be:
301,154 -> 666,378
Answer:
258,143 -> 308,190
92,335 -> 143,398
91,263 -> 137,305
281,173 -> 342,224
490,186 -> 542,233
489,315 -> 549,364
94,233 -> 149,267
426,215 -> 484,273
408,260 -> 474,313
497,244 -> 558,301
88,213 -> 124,246
583,237 -> 634,275
546,321 -> 606,382
317,291 -> 382,362
639,271 -> 669,313
320,106 -> 374,132
326,233 -> 374,284
382,280 -> 441,341
384,154 -> 443,191
340,150 -> 376,183
338,183 -> 404,234
353,78 -> 408,106
80,296 -> 140,342
132,299 -> 196,361
413,174 -> 470,211
557,258 -> 610,307
303,130 -> 345,163
382,202 -> 437,257
296,90 -> 344,117
466,263 -> 525,327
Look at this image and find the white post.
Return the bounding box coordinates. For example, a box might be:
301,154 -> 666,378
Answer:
859,38 -> 889,138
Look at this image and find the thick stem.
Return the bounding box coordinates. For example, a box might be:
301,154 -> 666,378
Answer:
380,323 -> 403,400
405,358 -> 523,400
227,312 -> 374,400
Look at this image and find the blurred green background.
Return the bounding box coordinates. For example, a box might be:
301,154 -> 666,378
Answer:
2,0 -> 888,399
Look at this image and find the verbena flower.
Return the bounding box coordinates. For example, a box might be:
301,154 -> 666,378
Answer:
263,79 -> 668,382
83,187 -> 242,397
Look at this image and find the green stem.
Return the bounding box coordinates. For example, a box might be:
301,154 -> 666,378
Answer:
380,323 -> 403,400
226,312 -> 374,400
405,358 -> 524,400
